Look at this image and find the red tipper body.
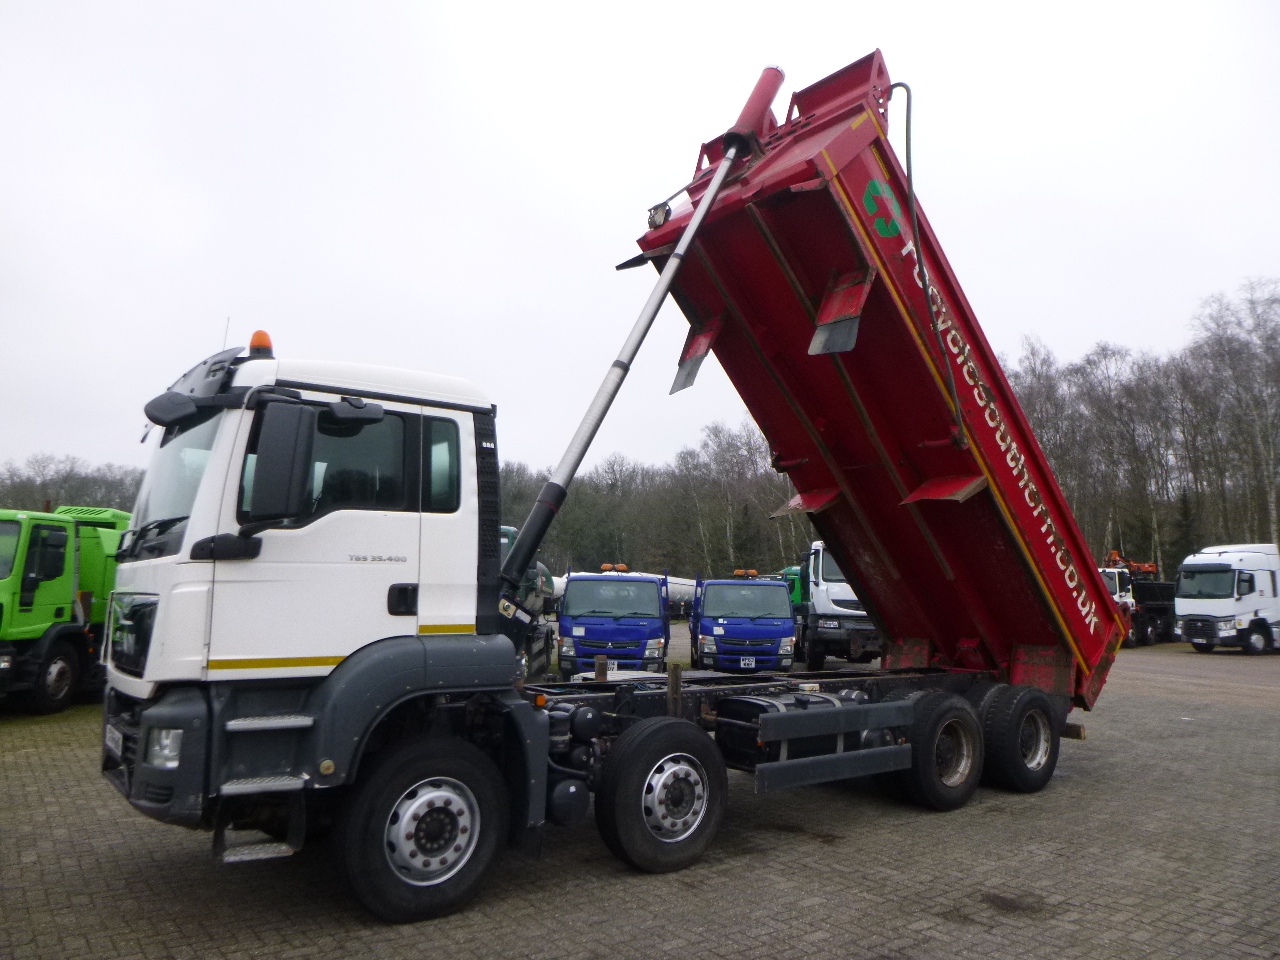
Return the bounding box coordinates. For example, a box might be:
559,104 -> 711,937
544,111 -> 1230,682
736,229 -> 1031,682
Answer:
640,51 -> 1125,709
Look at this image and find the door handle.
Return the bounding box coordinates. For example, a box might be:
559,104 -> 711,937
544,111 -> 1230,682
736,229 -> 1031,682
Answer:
387,583 -> 418,616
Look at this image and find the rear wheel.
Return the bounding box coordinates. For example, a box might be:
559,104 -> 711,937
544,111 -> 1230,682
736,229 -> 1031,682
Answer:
982,686 -> 1059,793
26,639 -> 79,714
595,717 -> 727,872
898,692 -> 983,811
334,737 -> 508,922
805,642 -> 826,671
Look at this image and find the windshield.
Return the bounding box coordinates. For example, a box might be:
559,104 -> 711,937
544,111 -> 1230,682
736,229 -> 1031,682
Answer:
1101,570 -> 1119,596
562,579 -> 661,618
0,521 -> 20,580
820,550 -> 846,583
1176,569 -> 1235,600
702,582 -> 791,619
126,410 -> 222,560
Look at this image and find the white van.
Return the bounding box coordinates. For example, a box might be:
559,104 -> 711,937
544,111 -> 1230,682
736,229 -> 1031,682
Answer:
1174,543 -> 1280,654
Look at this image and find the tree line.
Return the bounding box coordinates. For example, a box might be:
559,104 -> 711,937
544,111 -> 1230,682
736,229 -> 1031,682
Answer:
5,280 -> 1274,583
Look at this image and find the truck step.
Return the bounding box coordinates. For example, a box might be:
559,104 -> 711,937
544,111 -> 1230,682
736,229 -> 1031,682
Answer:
219,841 -> 295,864
224,714 -> 315,732
219,776 -> 305,796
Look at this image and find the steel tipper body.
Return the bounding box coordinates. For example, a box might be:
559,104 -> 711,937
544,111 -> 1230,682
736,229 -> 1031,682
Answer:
0,505 -> 129,711
690,575 -> 795,672
635,51 -> 1125,709
557,570 -> 670,678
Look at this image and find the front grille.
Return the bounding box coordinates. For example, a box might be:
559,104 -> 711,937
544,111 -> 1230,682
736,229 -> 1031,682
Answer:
103,688 -> 143,790
1182,618 -> 1218,641
718,638 -> 777,647
578,639 -> 642,650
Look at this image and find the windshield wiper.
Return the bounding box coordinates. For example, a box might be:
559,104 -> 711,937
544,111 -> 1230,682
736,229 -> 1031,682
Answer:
120,516 -> 190,559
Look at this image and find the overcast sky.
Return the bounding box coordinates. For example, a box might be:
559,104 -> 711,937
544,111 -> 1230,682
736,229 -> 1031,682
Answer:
2,1 -> 1277,473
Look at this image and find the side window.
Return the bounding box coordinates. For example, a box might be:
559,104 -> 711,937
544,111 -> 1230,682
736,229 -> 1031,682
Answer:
240,406 -> 411,521
423,417 -> 460,513
24,525 -> 69,581
1238,572 -> 1256,596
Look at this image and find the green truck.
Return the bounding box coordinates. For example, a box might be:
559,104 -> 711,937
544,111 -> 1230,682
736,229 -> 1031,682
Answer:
0,506 -> 131,713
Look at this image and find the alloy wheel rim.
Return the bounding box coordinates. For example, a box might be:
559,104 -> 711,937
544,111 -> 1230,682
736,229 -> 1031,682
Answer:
641,752 -> 708,843
384,777 -> 480,886
45,658 -> 72,700
1017,709 -> 1052,771
935,718 -> 975,787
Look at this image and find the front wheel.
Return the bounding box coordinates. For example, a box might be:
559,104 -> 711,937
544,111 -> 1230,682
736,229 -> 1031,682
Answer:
1191,641 -> 1216,654
595,717 -> 727,873
1241,628 -> 1269,655
335,737 -> 508,922
26,639 -> 79,714
805,642 -> 825,672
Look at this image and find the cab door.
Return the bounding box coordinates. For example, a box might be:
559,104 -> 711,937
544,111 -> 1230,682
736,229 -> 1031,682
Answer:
208,396 -> 424,678
11,523 -> 72,638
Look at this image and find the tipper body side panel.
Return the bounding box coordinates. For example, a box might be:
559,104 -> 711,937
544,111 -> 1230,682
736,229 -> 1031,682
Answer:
640,51 -> 1124,707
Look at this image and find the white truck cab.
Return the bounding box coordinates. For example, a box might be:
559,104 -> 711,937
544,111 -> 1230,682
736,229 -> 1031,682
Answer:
797,540 -> 881,670
1174,544 -> 1280,654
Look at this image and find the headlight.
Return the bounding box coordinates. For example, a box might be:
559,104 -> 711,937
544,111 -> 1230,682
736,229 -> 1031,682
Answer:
0,655 -> 12,670
1218,621 -> 1236,636
560,638 -> 574,656
145,728 -> 184,769
699,638 -> 717,652
778,639 -> 795,655
644,638 -> 665,657
818,619 -> 840,629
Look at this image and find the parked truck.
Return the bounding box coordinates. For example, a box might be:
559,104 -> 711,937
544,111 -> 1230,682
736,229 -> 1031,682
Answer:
689,572 -> 795,672
1174,543 -> 1280,654
101,53 -> 1125,923
789,540 -> 882,669
0,505 -> 130,713
1099,551 -> 1175,647
557,565 -> 670,679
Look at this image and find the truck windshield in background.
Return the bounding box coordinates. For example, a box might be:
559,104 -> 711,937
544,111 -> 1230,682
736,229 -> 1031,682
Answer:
1176,569 -> 1236,599
703,583 -> 791,619
125,410 -> 222,561
1101,570 -> 1132,597
562,580 -> 660,618
821,551 -> 846,583
0,520 -> 20,579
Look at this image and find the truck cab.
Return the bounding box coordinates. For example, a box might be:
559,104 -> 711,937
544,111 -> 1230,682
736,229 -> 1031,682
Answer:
690,573 -> 794,672
557,566 -> 668,678
0,506 -> 129,712
1174,544 -> 1280,654
795,541 -> 882,671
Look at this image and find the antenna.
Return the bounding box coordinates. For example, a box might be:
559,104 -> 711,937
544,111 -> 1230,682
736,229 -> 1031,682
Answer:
221,317 -> 230,350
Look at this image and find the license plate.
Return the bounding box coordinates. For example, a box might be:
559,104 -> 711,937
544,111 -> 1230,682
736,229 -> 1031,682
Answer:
608,660 -> 619,671
104,724 -> 123,758
740,657 -> 756,669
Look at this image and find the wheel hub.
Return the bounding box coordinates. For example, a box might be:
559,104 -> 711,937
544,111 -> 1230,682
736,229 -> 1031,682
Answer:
44,658 -> 72,700
1017,709 -> 1052,771
642,753 -> 708,843
385,777 -> 479,886
935,718 -> 975,787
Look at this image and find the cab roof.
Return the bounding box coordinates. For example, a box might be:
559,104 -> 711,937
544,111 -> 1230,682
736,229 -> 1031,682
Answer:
233,358 -> 491,412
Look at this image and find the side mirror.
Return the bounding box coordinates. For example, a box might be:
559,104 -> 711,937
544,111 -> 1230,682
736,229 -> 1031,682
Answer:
144,391 -> 200,427
248,402 -> 317,522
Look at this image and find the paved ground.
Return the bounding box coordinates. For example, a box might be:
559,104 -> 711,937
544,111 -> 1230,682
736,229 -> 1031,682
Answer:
2,643 -> 1279,960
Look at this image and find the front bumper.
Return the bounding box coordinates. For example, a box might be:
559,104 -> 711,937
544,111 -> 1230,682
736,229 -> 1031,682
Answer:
103,685 -> 209,827
702,652 -> 790,672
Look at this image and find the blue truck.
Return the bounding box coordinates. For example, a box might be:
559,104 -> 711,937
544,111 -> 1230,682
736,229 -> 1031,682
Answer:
557,565 -> 670,679
690,573 -> 796,673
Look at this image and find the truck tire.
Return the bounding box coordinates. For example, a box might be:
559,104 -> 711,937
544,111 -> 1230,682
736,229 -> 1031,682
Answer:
805,643 -> 825,671
982,686 -> 1059,793
1240,627 -> 1269,655
595,717 -> 726,873
26,639 -> 79,714
1137,619 -> 1156,647
335,737 -> 508,922
1191,641 -> 1215,654
899,692 -> 983,811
